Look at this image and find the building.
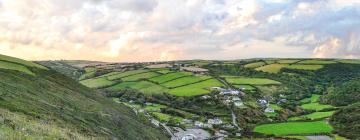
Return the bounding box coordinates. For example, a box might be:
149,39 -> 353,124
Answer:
234,100 -> 244,107
258,99 -> 268,107
201,95 -> 211,99
219,89 -> 240,95
208,118 -> 223,125
181,134 -> 196,140
264,107 -> 275,113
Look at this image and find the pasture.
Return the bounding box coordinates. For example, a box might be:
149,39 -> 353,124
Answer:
301,103 -> 334,111
337,59 -> 360,64
0,54 -> 47,69
277,59 -> 300,64
168,79 -> 223,96
156,69 -> 173,74
108,81 -> 168,94
80,77 -> 116,88
289,111 -> 335,121
79,67 -> 97,80
121,72 -> 160,81
255,64 -> 288,73
151,112 -> 183,123
297,60 -> 337,64
286,65 -> 323,70
301,94 -> 320,104
254,121 -> 333,136
107,69 -> 149,80
244,61 -> 266,68
0,61 -> 35,75
149,72 -> 192,84
162,76 -> 211,88
224,77 -> 281,85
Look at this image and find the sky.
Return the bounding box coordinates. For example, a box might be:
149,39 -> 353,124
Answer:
0,0 -> 359,62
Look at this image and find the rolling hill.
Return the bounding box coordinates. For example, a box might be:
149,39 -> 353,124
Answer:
0,54 -> 167,139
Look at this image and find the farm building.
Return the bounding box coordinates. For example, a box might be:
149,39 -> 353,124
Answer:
264,107 -> 275,113
208,118 -> 223,125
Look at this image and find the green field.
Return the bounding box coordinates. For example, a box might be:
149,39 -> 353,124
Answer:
224,77 -> 281,85
289,111 -> 335,121
121,72 -> 160,81
301,94 -> 321,104
144,104 -> 167,112
0,61 -> 35,75
286,65 -> 323,70
297,60 -> 337,64
149,72 -> 192,84
108,81 -> 168,94
301,103 -> 334,111
156,69 -> 173,74
79,67 -> 97,80
151,112 -> 183,123
337,59 -> 360,64
244,61 -> 266,68
0,54 -> 47,69
107,69 -> 149,80
269,104 -> 282,111
255,64 -> 288,73
169,79 -> 224,96
80,77 -> 116,88
254,121 -> 333,136
162,76 -> 211,88
277,59 -> 300,64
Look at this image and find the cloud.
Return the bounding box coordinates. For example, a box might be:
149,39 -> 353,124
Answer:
0,0 -> 359,62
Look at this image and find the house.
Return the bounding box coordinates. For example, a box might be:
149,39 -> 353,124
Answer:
208,118 -> 223,125
145,102 -> 153,106
220,89 -> 240,95
258,99 -> 268,106
194,121 -> 212,128
201,95 -> 211,99
232,97 -> 241,101
234,101 -> 244,107
264,107 -> 275,113
181,134 -> 196,140
181,119 -> 193,124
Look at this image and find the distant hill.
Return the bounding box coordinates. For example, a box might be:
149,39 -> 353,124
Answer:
0,54 -> 167,139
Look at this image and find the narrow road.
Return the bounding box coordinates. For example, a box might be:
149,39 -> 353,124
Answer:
231,110 -> 241,130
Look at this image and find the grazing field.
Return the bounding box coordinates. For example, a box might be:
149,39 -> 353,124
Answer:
289,111 -> 335,121
301,103 -> 334,111
121,72 -> 160,81
107,69 -> 149,80
277,59 -> 300,64
286,65 -> 323,70
301,94 -> 321,104
224,77 -> 281,85
244,61 -> 266,68
156,69 -> 173,74
151,112 -> 183,122
162,76 -> 211,88
108,81 -> 168,94
255,64 -> 288,73
149,72 -> 192,84
297,60 -> 337,64
80,77 -> 116,88
144,104 -> 167,112
0,61 -> 35,75
233,85 -> 256,90
337,59 -> 360,64
0,54 -> 47,69
254,121 -> 333,136
169,79 -> 224,96
79,67 -> 97,80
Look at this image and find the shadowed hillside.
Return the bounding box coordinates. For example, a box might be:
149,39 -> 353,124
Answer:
0,54 -> 167,139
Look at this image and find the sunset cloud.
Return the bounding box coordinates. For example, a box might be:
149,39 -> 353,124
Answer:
0,0 -> 359,62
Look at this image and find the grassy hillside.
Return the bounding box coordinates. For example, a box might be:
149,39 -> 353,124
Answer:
0,54 -> 167,139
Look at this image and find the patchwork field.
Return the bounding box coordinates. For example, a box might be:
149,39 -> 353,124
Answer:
244,61 -> 266,68
108,81 -> 169,94
107,69 -> 149,80
168,79 -> 224,96
79,67 -> 97,80
151,112 -> 183,123
156,69 -> 173,74
0,54 -> 47,69
80,77 -> 116,88
254,121 -> 333,136
0,61 -> 35,75
289,111 -> 335,121
297,60 -> 337,64
255,64 -> 323,73
337,59 -> 360,64
277,59 -> 300,64
121,72 -> 160,81
149,72 -> 192,84
224,77 -> 281,85
162,76 -> 211,88
301,103 -> 334,111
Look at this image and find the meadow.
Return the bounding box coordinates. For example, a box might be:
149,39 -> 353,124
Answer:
288,111 -> 335,121
149,72 -> 192,84
255,64 -> 288,73
161,75 -> 211,88
80,77 -> 116,88
168,79 -> 223,96
337,59 -> 360,64
224,77 -> 281,85
297,60 -> 337,64
79,67 -> 97,80
286,65 -> 323,70
244,61 -> 266,68
108,81 -> 169,94
121,72 -> 160,81
107,69 -> 149,80
151,112 -> 183,123
254,121 -> 333,136
0,54 -> 47,69
0,61 -> 35,75
301,103 -> 334,111
277,59 -> 300,64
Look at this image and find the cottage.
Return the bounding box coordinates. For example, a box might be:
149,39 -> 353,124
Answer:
208,118 -> 223,125
232,97 -> 241,101
264,107 -> 275,113
201,95 -> 211,99
258,99 -> 268,107
234,101 -> 244,107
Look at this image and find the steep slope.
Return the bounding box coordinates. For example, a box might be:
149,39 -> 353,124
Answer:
0,54 -> 167,139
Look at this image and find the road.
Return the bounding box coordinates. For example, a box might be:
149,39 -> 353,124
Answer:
231,110 -> 241,130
